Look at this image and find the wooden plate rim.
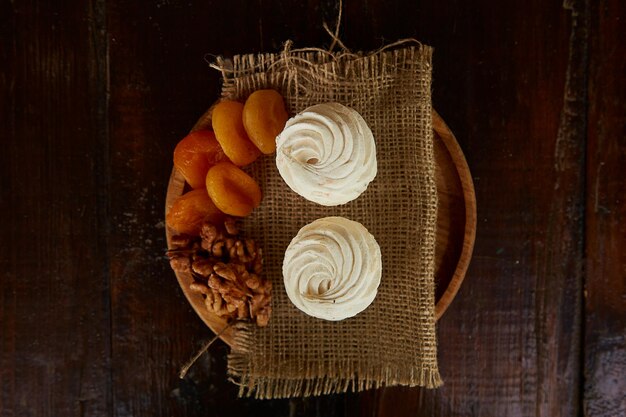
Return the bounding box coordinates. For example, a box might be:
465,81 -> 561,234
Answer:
432,111 -> 476,320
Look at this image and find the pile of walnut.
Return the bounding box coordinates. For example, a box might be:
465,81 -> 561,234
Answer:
167,217 -> 271,327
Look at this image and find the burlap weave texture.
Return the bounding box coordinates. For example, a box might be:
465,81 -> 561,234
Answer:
215,41 -> 441,398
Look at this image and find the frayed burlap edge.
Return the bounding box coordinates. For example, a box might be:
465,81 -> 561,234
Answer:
227,321 -> 443,399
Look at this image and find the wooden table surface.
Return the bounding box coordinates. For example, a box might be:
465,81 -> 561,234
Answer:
2,1 -> 625,416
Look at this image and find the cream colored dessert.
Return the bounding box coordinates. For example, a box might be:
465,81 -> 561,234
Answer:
275,103 -> 377,206
282,216 -> 382,321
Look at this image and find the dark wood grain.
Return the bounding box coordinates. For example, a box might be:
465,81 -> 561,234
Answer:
104,1 -> 350,416
105,1 -> 220,415
584,1 -> 626,416
353,0 -> 587,416
0,0 -> 110,416
2,0 -> 625,416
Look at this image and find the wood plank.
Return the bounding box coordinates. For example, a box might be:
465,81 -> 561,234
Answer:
355,0 -> 587,415
105,0 -> 350,415
105,0 -> 217,412
584,1 -> 626,416
105,0 -> 367,414
0,1 -> 111,416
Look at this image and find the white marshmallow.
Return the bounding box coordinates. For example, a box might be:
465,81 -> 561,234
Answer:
276,103 -> 377,206
283,217 -> 382,321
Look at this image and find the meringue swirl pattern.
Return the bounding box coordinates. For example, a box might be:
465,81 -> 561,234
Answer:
283,217 -> 382,321
276,103 -> 377,206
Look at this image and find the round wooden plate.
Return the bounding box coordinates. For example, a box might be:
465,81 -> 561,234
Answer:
165,108 -> 476,347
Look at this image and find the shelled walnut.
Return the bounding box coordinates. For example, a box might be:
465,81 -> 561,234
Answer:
167,217 -> 271,327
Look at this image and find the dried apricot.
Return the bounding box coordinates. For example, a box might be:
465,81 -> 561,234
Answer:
212,101 -> 261,166
205,161 -> 262,217
243,89 -> 288,154
166,189 -> 225,235
173,130 -> 227,189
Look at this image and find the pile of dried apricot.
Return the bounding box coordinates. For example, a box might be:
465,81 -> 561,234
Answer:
166,89 -> 288,235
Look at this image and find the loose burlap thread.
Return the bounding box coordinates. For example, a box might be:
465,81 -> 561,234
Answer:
213,40 -> 441,399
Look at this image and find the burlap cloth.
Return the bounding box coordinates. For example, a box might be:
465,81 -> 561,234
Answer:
213,40 -> 441,398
